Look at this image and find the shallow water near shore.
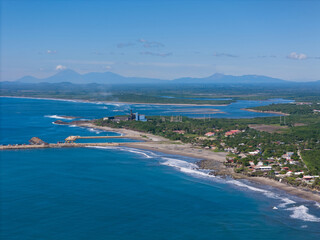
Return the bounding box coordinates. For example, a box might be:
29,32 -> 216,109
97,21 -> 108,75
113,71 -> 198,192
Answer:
1,97 -> 320,239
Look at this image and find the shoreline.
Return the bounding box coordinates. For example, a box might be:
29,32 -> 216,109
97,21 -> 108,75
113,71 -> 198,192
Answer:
0,96 -> 229,107
2,119 -> 320,203
243,108 -> 290,116
77,122 -> 320,203
124,143 -> 320,203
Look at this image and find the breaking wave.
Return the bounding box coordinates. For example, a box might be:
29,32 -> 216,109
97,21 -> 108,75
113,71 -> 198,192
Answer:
160,157 -> 215,178
45,115 -> 72,120
88,128 -> 102,134
287,205 -> 320,222
124,148 -> 154,158
87,146 -> 320,222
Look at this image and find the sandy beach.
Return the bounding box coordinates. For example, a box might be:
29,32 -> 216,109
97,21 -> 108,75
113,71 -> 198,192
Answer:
243,108 -> 290,116
76,122 -> 320,203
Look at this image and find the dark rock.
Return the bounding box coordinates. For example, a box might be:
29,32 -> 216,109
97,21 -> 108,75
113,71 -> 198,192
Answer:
54,120 -> 68,125
29,137 -> 48,145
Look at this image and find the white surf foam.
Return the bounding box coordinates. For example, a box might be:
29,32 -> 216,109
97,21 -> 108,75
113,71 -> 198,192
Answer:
86,146 -> 119,150
45,115 -> 72,120
92,147 -> 156,158
88,128 -> 102,134
106,103 -> 125,107
161,157 -> 198,169
225,179 -> 298,209
180,167 -> 216,178
287,205 -> 320,222
124,149 -> 154,158
86,145 -> 315,223
100,147 -> 300,211
160,158 -> 215,178
278,198 -> 296,208
227,179 -> 269,193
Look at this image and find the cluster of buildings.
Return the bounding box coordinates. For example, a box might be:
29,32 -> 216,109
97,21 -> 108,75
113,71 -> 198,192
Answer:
225,146 -> 319,184
218,129 -> 319,183
103,110 -> 147,123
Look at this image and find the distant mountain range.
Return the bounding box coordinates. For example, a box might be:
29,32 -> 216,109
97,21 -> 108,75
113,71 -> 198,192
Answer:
16,70 -> 164,84
173,73 -> 290,84
14,69 -> 320,85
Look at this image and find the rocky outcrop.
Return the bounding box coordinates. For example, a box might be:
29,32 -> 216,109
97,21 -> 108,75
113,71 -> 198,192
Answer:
197,159 -> 223,170
53,120 -> 68,125
29,137 -> 48,145
54,120 -> 92,125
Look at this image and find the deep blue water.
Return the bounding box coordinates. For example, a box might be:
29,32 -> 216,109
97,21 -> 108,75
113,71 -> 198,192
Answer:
1,97 -> 320,239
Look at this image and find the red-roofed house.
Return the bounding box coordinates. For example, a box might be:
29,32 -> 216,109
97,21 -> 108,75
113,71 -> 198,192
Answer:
205,132 -> 215,137
225,130 -> 241,136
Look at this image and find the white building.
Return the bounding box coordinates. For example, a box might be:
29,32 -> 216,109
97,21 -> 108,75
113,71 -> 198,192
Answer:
255,166 -> 272,171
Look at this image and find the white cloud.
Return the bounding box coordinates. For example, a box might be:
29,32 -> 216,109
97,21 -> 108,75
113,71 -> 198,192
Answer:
56,65 -> 67,70
138,39 -> 164,48
140,51 -> 172,57
287,52 -> 307,60
46,50 -> 57,54
105,66 -> 112,70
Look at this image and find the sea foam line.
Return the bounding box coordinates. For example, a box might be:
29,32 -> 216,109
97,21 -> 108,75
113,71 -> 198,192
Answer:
287,205 -> 320,222
87,146 -> 320,222
159,157 -> 216,178
159,156 -> 320,223
45,115 -> 71,120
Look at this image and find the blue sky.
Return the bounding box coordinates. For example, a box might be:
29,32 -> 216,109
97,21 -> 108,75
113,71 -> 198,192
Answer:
1,0 -> 319,81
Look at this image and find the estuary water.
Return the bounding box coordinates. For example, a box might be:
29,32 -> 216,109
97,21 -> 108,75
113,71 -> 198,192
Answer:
1,97 -> 320,239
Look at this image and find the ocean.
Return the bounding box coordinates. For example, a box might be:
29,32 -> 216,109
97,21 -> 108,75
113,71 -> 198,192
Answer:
1,97 -> 319,239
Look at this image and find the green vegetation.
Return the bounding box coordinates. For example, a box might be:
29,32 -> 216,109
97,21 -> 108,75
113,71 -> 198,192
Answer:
108,93 -> 233,105
301,150 -> 320,175
252,103 -> 320,115
2,81 -> 320,189
2,81 -> 320,104
95,104 -> 320,189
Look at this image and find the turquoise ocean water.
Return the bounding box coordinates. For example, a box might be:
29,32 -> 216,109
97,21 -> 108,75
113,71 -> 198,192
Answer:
1,97 -> 319,239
